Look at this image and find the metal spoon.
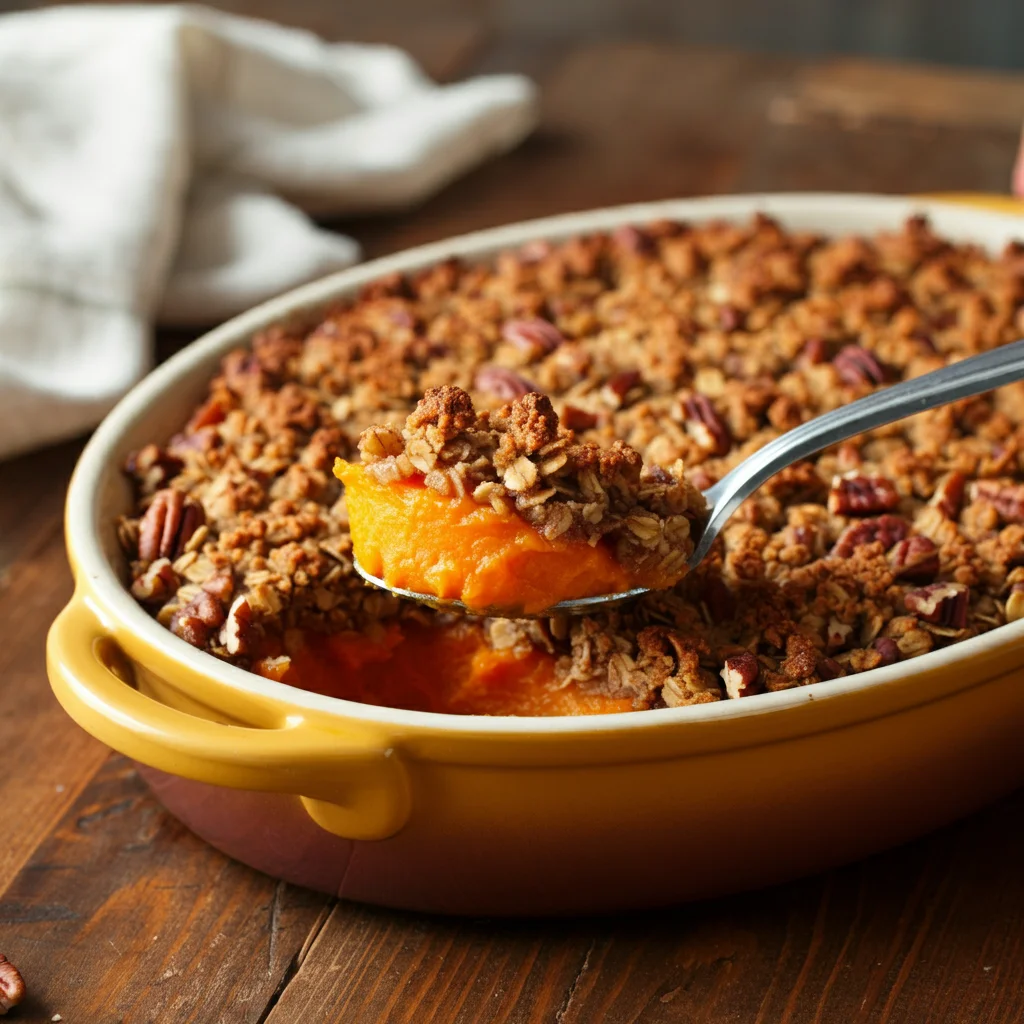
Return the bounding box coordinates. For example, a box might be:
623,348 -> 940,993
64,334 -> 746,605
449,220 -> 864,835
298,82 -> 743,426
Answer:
354,339 -> 1024,617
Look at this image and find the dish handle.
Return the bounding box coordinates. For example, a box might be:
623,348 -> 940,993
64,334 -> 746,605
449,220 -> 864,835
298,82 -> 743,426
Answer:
46,594 -> 411,841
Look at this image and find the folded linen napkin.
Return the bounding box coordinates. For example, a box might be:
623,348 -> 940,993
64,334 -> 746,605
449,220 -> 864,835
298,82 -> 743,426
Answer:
0,5 -> 537,460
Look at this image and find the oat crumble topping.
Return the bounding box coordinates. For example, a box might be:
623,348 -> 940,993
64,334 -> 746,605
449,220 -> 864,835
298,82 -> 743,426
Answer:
119,213 -> 1024,712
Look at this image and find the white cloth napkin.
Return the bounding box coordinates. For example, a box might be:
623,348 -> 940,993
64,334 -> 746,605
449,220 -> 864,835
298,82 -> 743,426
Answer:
0,5 -> 537,460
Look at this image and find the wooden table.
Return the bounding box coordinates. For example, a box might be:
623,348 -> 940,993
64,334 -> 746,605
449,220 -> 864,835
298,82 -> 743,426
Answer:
5,18 -> 1024,1021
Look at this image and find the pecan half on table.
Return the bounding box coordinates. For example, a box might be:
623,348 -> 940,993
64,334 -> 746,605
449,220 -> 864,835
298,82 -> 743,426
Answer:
0,954 -> 25,1015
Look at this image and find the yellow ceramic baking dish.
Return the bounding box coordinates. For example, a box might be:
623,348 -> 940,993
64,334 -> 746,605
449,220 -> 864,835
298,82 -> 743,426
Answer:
47,193 -> 1024,915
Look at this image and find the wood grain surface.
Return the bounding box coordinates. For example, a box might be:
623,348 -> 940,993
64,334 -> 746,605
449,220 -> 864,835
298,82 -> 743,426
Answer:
3,10 -> 1024,1022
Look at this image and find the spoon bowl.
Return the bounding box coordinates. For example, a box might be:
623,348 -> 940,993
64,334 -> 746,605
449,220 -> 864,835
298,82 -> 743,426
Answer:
351,558 -> 652,617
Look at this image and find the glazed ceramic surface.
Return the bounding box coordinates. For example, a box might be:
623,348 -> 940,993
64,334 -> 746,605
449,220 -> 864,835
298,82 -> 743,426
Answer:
48,193 -> 1024,915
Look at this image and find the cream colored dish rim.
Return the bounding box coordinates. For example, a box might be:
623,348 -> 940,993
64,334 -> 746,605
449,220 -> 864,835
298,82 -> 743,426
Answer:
66,192 -> 1024,735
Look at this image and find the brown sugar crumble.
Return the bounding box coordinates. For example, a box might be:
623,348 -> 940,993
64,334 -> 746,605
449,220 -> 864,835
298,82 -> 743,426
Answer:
350,384 -> 706,577
118,213 -> 1024,712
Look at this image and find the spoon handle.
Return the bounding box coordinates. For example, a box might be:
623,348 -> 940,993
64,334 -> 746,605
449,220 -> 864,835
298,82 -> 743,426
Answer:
689,339 -> 1024,568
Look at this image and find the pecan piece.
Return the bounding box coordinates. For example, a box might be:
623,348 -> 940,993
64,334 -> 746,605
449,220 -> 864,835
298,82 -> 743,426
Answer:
601,370 -> 642,408
888,536 -> 940,581
474,366 -> 534,401
827,617 -> 854,651
683,394 -> 731,456
222,351 -> 266,395
0,954 -> 25,1014
612,224 -> 655,254
831,514 -> 909,557
718,305 -> 744,331
799,337 -> 829,366
970,480 -> 1024,524
817,657 -> 845,680
828,474 -> 900,516
720,652 -> 761,698
833,345 -> 887,386
186,394 -> 230,431
931,470 -> 966,518
501,317 -> 564,357
170,590 -> 226,649
517,239 -> 552,263
168,426 -> 220,457
872,637 -> 901,665
219,594 -> 254,655
201,568 -> 235,602
904,582 -> 969,628
137,489 -> 206,564
561,404 -> 599,431
130,558 -> 180,606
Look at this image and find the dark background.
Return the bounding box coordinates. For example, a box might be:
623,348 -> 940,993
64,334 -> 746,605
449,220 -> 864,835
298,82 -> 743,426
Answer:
5,0 -> 1022,70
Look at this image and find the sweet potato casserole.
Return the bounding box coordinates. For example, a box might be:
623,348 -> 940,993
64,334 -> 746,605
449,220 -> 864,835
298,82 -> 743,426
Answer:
118,214 -> 1024,715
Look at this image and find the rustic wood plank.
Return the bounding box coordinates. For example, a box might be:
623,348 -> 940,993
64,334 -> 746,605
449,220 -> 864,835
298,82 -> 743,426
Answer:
774,56 -> 1024,132
255,792 -> 1024,1023
329,44 -> 783,259
0,756 -> 333,1023
551,796 -> 1024,1023
333,41 -> 1021,267
0,447 -> 114,893
263,902 -> 593,1023
738,114 -> 1020,197
13,0 -> 1024,72
0,539 -> 112,894
0,439 -> 81,577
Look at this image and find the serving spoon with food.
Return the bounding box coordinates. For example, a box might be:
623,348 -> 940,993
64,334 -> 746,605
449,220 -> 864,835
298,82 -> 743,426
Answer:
355,339 -> 1024,617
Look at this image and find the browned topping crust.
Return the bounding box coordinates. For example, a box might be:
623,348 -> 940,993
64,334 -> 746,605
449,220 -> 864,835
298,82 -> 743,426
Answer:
118,213 -> 1024,712
355,385 -> 706,574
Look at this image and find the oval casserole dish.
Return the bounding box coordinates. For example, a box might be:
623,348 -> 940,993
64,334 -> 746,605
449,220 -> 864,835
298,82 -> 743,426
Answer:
47,193 -> 1024,916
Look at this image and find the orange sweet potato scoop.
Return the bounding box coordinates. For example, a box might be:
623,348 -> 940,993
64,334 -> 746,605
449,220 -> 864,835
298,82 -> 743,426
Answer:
334,385 -> 706,616
337,462 -> 681,615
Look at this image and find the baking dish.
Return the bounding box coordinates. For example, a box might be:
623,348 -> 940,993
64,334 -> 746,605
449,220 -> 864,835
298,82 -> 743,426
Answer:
47,193 -> 1024,916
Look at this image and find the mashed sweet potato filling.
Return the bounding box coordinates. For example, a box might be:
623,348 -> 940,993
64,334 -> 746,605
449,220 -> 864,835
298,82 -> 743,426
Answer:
337,461 -> 680,615
254,620 -> 633,716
